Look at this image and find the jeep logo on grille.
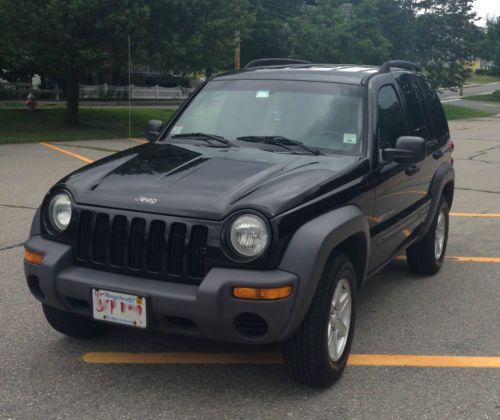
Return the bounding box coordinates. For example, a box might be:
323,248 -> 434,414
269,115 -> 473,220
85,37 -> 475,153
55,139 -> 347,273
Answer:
134,195 -> 158,204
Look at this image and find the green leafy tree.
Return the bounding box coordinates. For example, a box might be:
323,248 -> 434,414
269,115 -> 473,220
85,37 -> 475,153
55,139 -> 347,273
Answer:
1,0 -> 150,125
147,0 -> 255,78
412,0 -> 478,88
483,17 -> 500,75
241,0 -> 305,65
288,0 -> 390,64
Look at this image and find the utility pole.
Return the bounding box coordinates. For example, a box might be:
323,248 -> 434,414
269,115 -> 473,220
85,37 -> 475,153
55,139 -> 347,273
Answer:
128,34 -> 131,139
234,0 -> 241,70
234,30 -> 241,70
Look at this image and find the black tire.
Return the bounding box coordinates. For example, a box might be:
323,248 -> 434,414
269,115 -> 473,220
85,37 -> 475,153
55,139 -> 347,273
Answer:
42,304 -> 103,338
282,252 -> 357,388
406,198 -> 450,275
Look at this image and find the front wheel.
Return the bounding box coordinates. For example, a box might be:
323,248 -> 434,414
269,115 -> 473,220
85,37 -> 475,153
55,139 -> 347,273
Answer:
282,252 -> 357,387
406,198 -> 450,275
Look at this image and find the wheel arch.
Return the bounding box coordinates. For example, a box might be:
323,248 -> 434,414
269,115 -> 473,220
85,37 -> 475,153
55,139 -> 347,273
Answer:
277,205 -> 369,341
420,162 -> 455,237
442,180 -> 455,209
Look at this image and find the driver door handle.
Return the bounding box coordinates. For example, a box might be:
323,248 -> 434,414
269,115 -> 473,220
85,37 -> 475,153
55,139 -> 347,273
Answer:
406,164 -> 420,176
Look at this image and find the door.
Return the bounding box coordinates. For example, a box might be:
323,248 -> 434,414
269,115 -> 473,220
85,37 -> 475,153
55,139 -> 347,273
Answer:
368,84 -> 427,272
414,74 -> 451,186
396,73 -> 436,196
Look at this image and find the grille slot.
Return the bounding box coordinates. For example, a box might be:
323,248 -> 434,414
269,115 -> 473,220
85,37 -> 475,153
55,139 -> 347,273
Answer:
147,220 -> 166,273
110,216 -> 127,266
74,210 -> 209,284
92,213 -> 109,263
167,223 -> 186,275
128,218 -> 146,269
77,211 -> 93,261
188,225 -> 208,277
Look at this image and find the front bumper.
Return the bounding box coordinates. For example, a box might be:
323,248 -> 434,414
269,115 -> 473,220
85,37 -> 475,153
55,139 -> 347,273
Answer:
24,236 -> 298,344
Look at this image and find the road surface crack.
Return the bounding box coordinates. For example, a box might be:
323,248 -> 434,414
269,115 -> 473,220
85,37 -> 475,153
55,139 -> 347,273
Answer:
0,242 -> 24,251
467,145 -> 500,166
456,187 -> 500,195
0,203 -> 37,210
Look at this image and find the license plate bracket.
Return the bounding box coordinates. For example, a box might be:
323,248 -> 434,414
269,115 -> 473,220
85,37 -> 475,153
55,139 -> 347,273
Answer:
92,288 -> 147,329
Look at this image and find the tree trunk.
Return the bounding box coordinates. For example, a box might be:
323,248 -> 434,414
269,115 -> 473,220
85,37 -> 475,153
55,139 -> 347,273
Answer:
64,69 -> 80,126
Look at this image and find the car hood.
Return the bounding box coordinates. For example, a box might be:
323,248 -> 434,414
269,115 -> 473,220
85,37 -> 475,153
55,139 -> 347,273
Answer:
60,142 -> 368,220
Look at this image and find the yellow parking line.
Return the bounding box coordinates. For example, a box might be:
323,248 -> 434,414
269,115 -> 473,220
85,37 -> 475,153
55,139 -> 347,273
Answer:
396,255 -> 500,263
129,137 -> 148,144
451,213 -> 500,217
83,352 -> 282,365
347,354 -> 500,368
40,142 -> 94,164
446,256 -> 500,263
82,352 -> 500,368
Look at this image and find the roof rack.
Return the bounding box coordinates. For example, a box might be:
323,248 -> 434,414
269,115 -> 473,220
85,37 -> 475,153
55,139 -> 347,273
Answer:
244,58 -> 312,69
379,60 -> 422,73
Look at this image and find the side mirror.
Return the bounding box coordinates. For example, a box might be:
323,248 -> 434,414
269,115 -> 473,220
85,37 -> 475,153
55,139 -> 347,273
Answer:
145,120 -> 163,142
382,136 -> 426,163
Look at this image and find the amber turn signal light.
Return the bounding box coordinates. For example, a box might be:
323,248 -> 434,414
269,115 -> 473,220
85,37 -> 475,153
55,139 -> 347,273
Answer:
233,285 -> 293,300
24,249 -> 43,265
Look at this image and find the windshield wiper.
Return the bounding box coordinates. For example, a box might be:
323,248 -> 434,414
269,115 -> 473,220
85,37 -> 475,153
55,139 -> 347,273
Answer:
236,136 -> 323,156
171,132 -> 232,147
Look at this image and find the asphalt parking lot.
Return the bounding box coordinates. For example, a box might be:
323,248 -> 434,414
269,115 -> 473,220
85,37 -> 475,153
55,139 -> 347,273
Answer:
1,118 -> 499,419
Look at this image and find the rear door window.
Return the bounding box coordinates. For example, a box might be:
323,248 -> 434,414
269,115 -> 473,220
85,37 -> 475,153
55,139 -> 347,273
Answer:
377,85 -> 406,150
397,74 -> 430,141
417,76 -> 450,145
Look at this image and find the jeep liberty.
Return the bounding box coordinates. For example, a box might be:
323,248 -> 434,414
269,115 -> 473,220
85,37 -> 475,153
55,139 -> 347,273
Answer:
24,59 -> 455,387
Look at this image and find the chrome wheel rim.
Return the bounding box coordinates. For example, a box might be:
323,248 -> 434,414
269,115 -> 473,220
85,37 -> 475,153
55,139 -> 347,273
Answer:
435,210 -> 446,260
328,278 -> 352,362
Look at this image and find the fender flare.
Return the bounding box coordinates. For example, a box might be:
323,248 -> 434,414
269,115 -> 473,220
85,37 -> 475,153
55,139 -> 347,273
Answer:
277,205 -> 369,341
420,162 -> 455,237
29,207 -> 41,238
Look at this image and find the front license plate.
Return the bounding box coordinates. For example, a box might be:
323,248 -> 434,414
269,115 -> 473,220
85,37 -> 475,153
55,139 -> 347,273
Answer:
92,289 -> 147,328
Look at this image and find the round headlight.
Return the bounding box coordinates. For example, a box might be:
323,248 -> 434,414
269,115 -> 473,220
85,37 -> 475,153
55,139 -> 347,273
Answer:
48,193 -> 72,232
229,214 -> 269,258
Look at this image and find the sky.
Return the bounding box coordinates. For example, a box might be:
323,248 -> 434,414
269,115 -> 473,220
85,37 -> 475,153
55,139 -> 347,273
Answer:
474,0 -> 500,26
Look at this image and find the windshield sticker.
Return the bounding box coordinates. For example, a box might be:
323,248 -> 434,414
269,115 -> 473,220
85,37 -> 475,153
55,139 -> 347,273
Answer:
343,133 -> 357,144
256,90 -> 270,98
171,126 -> 183,135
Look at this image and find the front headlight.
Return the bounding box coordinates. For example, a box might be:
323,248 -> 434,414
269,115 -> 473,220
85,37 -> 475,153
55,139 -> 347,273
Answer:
48,192 -> 72,232
229,214 -> 270,258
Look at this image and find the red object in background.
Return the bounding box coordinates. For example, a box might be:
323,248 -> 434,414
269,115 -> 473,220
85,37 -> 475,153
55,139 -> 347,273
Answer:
26,93 -> 37,112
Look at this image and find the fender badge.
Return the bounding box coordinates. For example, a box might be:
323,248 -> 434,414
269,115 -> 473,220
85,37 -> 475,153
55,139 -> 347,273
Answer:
134,195 -> 158,204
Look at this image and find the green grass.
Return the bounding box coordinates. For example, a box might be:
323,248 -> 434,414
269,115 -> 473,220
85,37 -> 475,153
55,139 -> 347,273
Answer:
466,74 -> 500,85
0,107 -> 176,144
463,90 -> 500,103
442,103 -> 493,120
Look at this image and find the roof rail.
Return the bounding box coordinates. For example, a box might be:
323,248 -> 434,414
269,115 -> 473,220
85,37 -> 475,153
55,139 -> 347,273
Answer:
379,60 -> 422,73
244,58 -> 312,69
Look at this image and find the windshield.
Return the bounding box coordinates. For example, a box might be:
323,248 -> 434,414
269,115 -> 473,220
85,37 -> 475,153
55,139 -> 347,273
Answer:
165,79 -> 365,155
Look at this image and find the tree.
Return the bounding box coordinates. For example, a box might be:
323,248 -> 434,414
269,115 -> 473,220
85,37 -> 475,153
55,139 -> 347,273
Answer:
483,17 -> 500,75
1,0 -> 150,125
146,0 -> 255,78
412,0 -> 478,88
241,0 -> 305,66
288,0 -> 390,64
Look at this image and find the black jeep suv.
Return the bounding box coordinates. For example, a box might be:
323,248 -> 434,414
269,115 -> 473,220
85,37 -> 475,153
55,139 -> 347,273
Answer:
24,59 -> 454,387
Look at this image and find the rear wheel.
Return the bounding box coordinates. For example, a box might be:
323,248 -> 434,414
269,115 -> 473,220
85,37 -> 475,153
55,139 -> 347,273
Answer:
42,304 -> 103,338
406,198 -> 449,275
282,252 -> 357,387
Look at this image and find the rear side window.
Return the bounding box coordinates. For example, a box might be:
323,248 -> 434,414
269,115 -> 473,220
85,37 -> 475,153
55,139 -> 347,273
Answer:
377,85 -> 405,149
417,76 -> 450,145
397,74 -> 430,140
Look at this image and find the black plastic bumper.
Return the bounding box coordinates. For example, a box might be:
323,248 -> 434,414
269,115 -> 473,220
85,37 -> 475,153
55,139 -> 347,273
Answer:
24,236 -> 299,344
